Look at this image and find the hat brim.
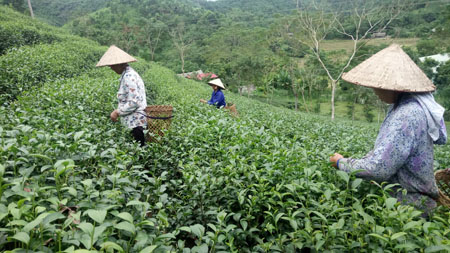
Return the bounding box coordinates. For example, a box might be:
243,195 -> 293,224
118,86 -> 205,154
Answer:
96,45 -> 137,67
341,44 -> 435,93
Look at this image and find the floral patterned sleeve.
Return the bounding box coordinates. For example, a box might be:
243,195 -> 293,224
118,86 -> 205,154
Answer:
117,74 -> 142,116
434,119 -> 447,145
338,105 -> 417,182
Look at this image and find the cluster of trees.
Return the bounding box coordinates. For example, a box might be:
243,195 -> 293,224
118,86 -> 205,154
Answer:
3,0 -> 450,120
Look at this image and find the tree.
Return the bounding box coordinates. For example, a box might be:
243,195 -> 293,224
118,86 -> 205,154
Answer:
116,24 -> 138,54
27,0 -> 33,18
138,18 -> 166,61
170,23 -> 192,74
294,0 -> 408,120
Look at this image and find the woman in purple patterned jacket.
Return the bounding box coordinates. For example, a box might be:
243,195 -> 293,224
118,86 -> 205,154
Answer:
329,45 -> 447,215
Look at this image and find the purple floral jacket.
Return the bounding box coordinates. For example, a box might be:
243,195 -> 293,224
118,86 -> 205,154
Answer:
117,66 -> 147,129
338,94 -> 447,213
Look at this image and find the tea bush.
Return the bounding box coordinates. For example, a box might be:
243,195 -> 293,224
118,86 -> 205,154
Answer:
0,41 -> 104,104
0,23 -> 57,55
1,58 -> 450,252
1,6 -> 450,252
0,6 -> 74,55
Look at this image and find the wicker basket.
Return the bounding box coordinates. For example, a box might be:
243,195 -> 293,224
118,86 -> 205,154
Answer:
144,105 -> 173,142
225,103 -> 239,117
435,169 -> 450,207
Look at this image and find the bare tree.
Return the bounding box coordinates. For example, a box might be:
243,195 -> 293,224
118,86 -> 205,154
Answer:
27,0 -> 34,18
295,0 -> 408,120
170,23 -> 192,74
140,20 -> 165,61
117,24 -> 137,53
287,61 -> 307,112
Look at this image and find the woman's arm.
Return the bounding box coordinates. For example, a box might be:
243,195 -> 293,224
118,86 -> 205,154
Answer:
335,107 -> 418,182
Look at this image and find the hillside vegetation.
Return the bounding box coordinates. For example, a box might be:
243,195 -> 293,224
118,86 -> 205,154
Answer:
5,0 -> 450,122
1,6 -> 450,252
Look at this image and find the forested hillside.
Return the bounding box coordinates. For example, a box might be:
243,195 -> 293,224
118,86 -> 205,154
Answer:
1,6 -> 450,252
25,0 -> 107,26
2,0 -> 450,121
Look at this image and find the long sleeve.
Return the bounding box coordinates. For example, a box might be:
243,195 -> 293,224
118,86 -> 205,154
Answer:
434,119 -> 447,145
208,90 -> 226,108
338,105 -> 417,182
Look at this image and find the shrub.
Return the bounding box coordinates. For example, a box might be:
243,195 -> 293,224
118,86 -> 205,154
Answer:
0,41 -> 104,103
0,23 -> 60,55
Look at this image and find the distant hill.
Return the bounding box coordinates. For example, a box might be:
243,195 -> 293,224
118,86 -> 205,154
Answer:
200,0 -> 297,17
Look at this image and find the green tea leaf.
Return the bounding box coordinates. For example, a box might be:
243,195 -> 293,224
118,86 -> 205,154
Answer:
43,212 -> 65,226
385,198 -> 397,209
74,131 -> 85,141
391,232 -> 407,240
190,224 -> 205,238
11,232 -> 30,245
86,209 -> 107,224
336,171 -> 349,184
425,245 -> 450,253
116,212 -> 133,224
179,226 -> 191,233
240,220 -> 248,231
368,233 -> 389,243
78,222 -> 94,234
115,221 -> 135,234
100,241 -> 124,252
351,178 -> 363,189
139,245 -> 158,253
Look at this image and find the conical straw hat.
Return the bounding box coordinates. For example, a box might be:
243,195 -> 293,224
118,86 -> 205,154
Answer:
342,44 -> 435,92
208,78 -> 226,89
96,45 -> 137,67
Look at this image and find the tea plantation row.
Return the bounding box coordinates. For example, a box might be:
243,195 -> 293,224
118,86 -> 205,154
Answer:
2,6 -> 450,253
2,59 -> 450,252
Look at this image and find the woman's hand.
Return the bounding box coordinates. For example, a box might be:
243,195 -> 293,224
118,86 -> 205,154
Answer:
110,109 -> 119,122
200,99 -> 207,104
330,153 -> 344,168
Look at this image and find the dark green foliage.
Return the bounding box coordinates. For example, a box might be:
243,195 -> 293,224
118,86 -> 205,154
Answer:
435,61 -> 450,120
1,5 -> 450,251
417,39 -> 442,56
1,0 -> 26,12
435,61 -> 450,89
0,6 -> 85,55
26,0 -> 108,26
0,42 -> 104,103
0,23 -> 60,55
1,47 -> 450,251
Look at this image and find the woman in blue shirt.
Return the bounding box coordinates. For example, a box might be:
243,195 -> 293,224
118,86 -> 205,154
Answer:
200,78 -> 226,108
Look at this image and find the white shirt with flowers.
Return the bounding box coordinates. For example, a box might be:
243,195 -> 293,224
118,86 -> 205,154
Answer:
117,66 -> 147,129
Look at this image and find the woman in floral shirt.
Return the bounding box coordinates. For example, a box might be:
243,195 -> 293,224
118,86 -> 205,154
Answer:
329,44 -> 447,215
97,45 -> 147,146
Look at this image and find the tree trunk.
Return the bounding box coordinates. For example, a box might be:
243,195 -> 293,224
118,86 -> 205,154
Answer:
301,89 -> 309,113
294,92 -> 299,111
27,0 -> 34,18
331,80 -> 336,120
181,51 -> 185,74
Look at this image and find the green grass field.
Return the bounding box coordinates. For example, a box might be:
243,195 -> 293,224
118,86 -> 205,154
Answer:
250,89 -> 384,123
321,38 -> 419,52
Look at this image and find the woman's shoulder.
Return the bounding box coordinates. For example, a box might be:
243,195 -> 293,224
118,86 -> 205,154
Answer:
394,96 -> 426,123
